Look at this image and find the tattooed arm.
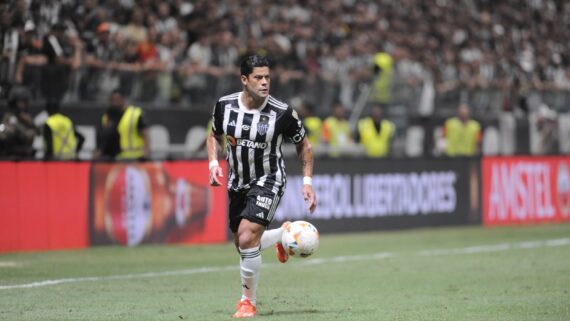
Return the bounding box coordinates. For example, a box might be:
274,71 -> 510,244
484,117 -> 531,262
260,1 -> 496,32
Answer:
296,137 -> 317,213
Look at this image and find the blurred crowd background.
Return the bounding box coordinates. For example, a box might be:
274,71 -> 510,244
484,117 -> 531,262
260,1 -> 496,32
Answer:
1,0 -> 569,159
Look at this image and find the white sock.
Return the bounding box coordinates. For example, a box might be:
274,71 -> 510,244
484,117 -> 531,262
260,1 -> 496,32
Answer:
260,227 -> 283,250
239,246 -> 262,306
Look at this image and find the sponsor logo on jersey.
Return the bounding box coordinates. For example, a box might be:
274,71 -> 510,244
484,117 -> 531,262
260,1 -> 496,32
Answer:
242,124 -> 250,130
227,136 -> 267,149
239,139 -> 267,149
256,195 -> 273,210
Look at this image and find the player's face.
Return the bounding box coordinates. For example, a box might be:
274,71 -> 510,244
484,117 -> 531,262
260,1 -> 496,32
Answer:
242,67 -> 270,99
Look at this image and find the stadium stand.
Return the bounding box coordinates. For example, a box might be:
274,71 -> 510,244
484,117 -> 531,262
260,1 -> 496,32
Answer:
0,0 -> 569,158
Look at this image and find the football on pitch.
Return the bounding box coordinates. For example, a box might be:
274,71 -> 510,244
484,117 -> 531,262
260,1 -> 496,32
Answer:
281,221 -> 319,258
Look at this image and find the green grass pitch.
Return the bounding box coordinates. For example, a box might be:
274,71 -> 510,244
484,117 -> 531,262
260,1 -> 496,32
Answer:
1,224 -> 569,321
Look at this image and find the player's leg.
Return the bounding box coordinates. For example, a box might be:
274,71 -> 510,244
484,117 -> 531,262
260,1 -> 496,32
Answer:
231,186 -> 283,318
260,221 -> 291,263
254,187 -> 289,262
228,190 -> 258,317
233,219 -> 264,318
259,221 -> 290,250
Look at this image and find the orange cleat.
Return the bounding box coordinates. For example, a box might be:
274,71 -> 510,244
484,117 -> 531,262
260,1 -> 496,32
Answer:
275,221 -> 291,263
233,299 -> 256,318
275,242 -> 289,263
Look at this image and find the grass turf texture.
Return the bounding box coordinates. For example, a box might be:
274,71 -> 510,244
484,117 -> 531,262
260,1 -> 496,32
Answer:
0,224 -> 569,321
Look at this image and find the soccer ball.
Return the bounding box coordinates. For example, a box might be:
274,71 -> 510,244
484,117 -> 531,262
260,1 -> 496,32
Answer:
281,221 -> 319,258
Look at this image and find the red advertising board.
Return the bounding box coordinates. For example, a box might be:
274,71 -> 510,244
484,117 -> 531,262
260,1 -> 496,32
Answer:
482,157 -> 570,225
0,162 -> 90,252
90,161 -> 227,246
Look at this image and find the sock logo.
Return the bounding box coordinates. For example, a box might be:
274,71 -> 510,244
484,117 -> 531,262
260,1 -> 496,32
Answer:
242,284 -> 250,290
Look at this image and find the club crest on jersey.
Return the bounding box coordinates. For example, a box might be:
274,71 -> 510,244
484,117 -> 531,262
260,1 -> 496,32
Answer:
258,116 -> 269,135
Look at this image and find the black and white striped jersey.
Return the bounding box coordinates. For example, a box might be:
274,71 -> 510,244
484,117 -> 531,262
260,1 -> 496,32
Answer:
211,92 -> 306,193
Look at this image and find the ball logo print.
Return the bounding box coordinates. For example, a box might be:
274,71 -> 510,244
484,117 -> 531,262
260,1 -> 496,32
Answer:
281,221 -> 319,258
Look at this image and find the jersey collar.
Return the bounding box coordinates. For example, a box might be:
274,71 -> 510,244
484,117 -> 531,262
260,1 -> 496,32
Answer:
238,92 -> 269,114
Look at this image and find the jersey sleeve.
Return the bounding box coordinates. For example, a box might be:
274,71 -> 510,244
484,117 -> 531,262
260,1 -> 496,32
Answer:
211,102 -> 224,135
283,107 -> 306,144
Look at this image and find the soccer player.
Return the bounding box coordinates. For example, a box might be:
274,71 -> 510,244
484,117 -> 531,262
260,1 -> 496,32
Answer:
207,55 -> 317,318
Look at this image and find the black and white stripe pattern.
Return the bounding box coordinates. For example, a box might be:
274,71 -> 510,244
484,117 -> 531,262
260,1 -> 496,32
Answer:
211,92 -> 305,194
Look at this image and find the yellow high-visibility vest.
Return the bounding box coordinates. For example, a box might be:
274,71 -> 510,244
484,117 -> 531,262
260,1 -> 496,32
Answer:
117,106 -> 145,159
445,117 -> 481,156
45,113 -> 77,160
371,52 -> 393,104
323,116 -> 351,157
303,116 -> 322,146
357,117 -> 394,157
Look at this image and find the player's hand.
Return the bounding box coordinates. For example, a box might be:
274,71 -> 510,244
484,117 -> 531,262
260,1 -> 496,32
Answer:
209,165 -> 223,186
302,185 -> 317,214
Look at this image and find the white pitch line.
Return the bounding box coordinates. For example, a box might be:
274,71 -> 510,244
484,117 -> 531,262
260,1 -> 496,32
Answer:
1,238 -> 568,291
418,237 -> 570,256
0,252 -> 393,291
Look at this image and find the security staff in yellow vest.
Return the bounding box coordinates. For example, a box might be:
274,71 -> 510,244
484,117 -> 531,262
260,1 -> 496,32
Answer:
371,52 -> 393,104
95,90 -> 149,160
298,102 -> 322,147
444,104 -> 482,157
322,102 -> 353,157
42,101 -> 85,160
356,105 -> 395,157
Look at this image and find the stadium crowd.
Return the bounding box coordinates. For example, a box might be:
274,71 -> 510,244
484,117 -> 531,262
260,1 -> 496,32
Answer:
1,0 -> 569,111
0,0 -> 569,159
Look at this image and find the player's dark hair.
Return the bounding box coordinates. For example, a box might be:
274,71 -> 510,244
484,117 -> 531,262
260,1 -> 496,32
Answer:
240,55 -> 270,76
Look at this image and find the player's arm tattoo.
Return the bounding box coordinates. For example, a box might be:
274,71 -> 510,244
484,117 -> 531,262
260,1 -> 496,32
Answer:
296,137 -> 314,178
206,132 -> 224,161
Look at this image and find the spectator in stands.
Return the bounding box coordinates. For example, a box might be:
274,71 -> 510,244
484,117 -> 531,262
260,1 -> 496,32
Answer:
42,100 -> 85,160
0,86 -> 37,158
1,0 -> 570,118
356,104 -> 395,158
535,104 -> 559,155
95,90 -> 149,160
322,101 -> 353,157
14,21 -> 46,94
40,22 -> 82,102
81,22 -> 120,101
443,104 -> 482,157
121,7 -> 147,44
0,7 -> 19,97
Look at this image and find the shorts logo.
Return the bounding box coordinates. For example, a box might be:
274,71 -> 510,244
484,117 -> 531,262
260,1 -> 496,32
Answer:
256,195 -> 273,210
258,116 -> 269,135
255,212 -> 265,219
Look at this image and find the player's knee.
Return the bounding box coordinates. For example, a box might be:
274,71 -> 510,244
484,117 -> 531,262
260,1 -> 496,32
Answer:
238,228 -> 261,249
238,232 -> 255,249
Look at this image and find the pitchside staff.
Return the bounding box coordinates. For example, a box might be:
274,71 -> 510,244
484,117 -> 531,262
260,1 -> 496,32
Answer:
207,55 -> 317,318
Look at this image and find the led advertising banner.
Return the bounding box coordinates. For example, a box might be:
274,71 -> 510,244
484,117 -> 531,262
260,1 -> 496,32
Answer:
273,158 -> 481,233
482,157 -> 570,225
89,161 -> 227,246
